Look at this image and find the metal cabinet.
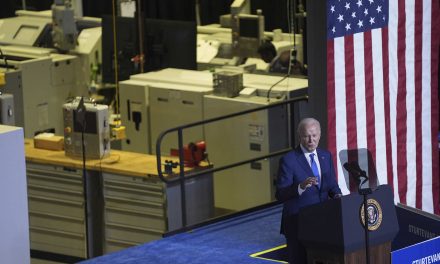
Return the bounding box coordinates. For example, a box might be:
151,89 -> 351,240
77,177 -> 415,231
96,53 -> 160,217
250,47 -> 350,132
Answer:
25,147 -> 214,258
102,173 -> 166,253
102,172 -> 214,254
26,163 -> 87,258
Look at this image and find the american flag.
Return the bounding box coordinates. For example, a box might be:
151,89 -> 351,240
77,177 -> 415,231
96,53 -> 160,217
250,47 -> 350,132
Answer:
326,0 -> 439,214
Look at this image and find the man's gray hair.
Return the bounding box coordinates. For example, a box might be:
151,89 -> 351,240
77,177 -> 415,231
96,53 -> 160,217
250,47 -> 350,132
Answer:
297,118 -> 321,136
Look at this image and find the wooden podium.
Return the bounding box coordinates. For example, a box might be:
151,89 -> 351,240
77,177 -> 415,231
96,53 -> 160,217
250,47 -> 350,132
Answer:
298,185 -> 398,264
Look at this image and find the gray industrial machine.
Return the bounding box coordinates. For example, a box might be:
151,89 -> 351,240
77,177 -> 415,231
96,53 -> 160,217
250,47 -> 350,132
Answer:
120,69 -> 213,154
119,68 -> 309,211
0,2 -> 79,52
119,79 -> 151,153
72,27 -> 102,90
51,0 -> 78,52
119,80 -> 212,155
231,10 -> 265,59
0,46 -> 86,137
203,79 -> 308,211
63,97 -> 110,159
121,68 -> 308,157
213,71 -> 243,97
204,95 -> 287,211
0,69 -> 23,127
130,68 -> 214,88
0,69 -> 19,126
0,93 -> 15,125
149,83 -> 212,155
0,10 -> 102,90
0,16 -> 50,47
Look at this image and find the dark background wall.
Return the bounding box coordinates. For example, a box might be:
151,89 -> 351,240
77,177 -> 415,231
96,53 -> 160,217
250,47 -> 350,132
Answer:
1,0 -> 298,32
1,0 -> 196,21
199,0 -> 232,25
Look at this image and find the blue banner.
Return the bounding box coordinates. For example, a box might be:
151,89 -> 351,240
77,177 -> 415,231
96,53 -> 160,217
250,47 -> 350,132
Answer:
392,236 -> 440,264
392,204 -> 440,251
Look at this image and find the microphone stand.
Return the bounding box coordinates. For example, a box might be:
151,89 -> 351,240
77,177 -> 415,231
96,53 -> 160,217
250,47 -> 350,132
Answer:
81,115 -> 90,258
358,173 -> 371,264
76,97 -> 90,258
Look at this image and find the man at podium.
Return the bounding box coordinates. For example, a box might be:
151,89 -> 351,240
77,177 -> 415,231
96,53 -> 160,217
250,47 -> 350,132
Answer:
276,118 -> 342,264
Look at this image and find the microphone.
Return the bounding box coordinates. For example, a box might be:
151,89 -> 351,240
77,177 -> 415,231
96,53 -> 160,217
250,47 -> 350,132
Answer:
343,161 -> 368,179
75,96 -> 86,132
343,161 -> 370,189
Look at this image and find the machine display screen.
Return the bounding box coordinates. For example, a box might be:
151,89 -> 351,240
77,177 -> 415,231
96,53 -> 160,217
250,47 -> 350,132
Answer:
73,110 -> 98,134
239,17 -> 259,38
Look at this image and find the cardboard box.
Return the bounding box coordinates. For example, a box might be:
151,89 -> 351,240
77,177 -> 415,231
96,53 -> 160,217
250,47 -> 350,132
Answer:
34,133 -> 64,151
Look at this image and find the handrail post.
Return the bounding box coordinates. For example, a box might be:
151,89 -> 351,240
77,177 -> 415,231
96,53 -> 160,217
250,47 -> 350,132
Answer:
177,129 -> 187,227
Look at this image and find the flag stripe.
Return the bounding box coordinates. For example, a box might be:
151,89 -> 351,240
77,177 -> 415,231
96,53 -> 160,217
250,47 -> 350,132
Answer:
388,0 -> 400,204
405,0 -> 417,207
353,32 -> 367,187
396,0 -> 408,204
363,30 -> 377,189
430,0 -> 439,215
334,36 -> 350,194
381,27 -> 393,189
345,35 -> 357,152
344,35 -> 358,192
414,0 -> 423,209
354,33 -> 367,151
327,40 -> 338,181
371,28 -> 385,188
421,0 -> 434,212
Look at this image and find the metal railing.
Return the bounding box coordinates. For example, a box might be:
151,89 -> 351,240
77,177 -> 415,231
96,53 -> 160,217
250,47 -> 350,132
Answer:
155,95 -> 308,227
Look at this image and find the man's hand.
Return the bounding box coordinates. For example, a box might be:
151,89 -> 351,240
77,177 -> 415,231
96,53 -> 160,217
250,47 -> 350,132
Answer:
299,177 -> 319,190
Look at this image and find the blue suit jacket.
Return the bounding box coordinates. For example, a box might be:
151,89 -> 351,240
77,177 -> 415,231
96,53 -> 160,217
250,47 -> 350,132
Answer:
276,146 -> 342,234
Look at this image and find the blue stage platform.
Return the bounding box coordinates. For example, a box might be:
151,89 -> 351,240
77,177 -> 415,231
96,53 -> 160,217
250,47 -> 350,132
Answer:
81,204 -> 287,264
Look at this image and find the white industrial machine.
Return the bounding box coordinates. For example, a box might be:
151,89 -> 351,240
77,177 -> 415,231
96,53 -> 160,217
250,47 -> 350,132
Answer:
73,27 -> 102,89
120,68 -> 308,159
204,76 -> 308,211
149,83 -> 212,155
119,68 -> 309,214
130,68 -> 214,87
0,16 -> 50,47
0,8 -> 102,92
119,79 -> 151,153
196,0 -> 304,72
0,3 -> 102,136
204,94 -> 287,211
63,97 -> 110,159
120,69 -> 213,154
0,46 -> 86,137
197,27 -> 304,72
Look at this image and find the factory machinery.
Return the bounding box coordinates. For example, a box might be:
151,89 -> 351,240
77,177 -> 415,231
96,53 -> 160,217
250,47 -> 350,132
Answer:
0,0 -> 309,217
119,68 -> 308,211
0,2 -> 313,261
0,5 -> 102,138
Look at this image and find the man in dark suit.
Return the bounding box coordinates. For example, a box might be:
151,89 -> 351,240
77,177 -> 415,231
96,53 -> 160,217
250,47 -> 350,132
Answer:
276,118 -> 342,264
